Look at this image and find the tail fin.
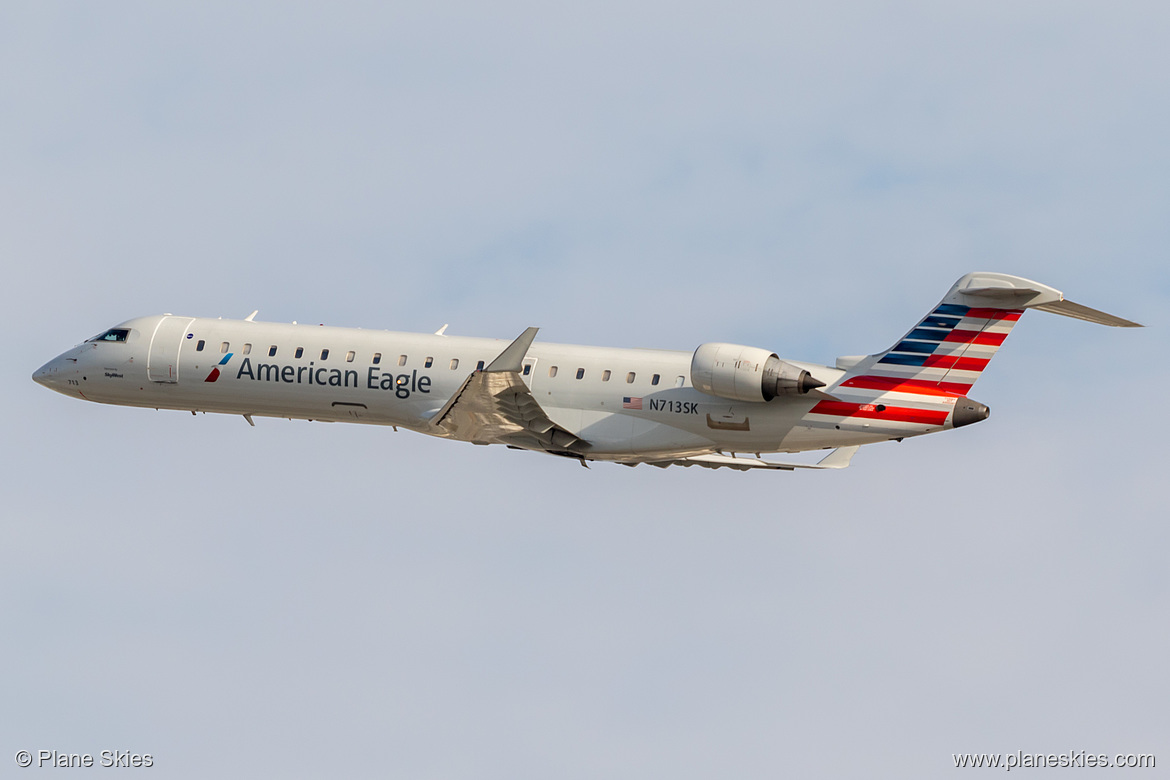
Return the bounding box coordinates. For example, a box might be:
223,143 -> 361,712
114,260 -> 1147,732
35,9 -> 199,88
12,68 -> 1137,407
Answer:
836,272 -> 1141,395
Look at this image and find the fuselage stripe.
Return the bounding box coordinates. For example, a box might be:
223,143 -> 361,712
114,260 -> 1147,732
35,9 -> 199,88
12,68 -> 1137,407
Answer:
839,376 -> 971,396
809,400 -> 950,425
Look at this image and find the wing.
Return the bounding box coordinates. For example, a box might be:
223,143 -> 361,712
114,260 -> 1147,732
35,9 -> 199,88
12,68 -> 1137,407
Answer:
429,327 -> 589,456
630,446 -> 860,472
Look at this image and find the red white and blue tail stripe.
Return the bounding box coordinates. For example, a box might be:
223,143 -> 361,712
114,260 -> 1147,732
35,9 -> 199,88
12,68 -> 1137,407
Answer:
804,277 -> 1037,433
801,304 -> 1020,433
804,301 -> 1023,432
858,302 -> 1023,395
803,272 -> 1139,436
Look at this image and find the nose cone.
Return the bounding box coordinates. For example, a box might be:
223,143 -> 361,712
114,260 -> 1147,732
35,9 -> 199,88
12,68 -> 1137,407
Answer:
32,360 -> 56,387
32,355 -> 72,393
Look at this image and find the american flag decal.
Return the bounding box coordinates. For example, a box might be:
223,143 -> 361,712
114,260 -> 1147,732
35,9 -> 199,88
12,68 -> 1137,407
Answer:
623,396 -> 642,410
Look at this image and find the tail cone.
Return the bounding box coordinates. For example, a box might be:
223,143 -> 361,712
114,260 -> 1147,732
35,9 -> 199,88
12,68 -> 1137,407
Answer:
952,398 -> 990,428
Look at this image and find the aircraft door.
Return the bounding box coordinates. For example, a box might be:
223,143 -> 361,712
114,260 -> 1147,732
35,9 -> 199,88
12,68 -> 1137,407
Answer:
522,357 -> 538,389
147,316 -> 195,382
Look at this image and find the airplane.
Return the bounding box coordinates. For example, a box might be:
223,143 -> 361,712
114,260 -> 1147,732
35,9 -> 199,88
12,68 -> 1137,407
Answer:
32,272 -> 1141,471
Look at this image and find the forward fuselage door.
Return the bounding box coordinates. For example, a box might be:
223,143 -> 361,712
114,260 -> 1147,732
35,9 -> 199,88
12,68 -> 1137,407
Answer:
147,316 -> 195,382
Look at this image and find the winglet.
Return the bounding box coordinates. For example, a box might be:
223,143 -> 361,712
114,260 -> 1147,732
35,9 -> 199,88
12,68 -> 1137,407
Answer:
245,310 -> 258,322
485,327 -> 540,372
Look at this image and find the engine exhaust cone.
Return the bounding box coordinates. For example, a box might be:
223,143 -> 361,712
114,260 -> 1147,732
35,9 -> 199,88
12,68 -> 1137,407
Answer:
800,372 -> 826,393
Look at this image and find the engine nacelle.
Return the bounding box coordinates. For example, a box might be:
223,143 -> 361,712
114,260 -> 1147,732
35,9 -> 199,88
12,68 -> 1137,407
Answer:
691,343 -> 824,403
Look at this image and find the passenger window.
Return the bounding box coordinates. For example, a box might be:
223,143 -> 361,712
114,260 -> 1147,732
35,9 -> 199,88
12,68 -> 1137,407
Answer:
476,360 -> 485,371
675,375 -> 685,387
345,351 -> 355,362
295,347 -> 304,359
243,343 -> 252,355
196,340 -> 205,352
522,364 -> 531,376
373,353 -> 381,365
398,355 -> 407,366
321,349 -> 329,360
576,368 -> 585,379
269,345 -> 278,357
549,366 -> 558,378
424,357 -> 433,368
450,358 -> 459,370
652,374 -> 660,386
626,372 -> 636,383
602,370 -> 611,382
220,342 -> 230,353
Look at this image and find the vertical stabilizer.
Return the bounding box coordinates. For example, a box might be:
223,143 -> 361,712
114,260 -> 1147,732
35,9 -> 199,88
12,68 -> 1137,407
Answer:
838,272 -> 1139,395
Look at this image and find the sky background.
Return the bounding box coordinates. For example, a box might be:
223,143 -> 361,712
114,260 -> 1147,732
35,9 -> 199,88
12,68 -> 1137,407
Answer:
2,3 -> 1168,778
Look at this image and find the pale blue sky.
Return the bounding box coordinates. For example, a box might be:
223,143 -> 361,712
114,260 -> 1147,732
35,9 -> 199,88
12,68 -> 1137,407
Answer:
3,3 -> 1168,777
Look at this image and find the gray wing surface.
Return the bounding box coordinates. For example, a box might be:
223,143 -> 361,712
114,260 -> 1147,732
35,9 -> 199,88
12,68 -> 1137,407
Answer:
429,327 -> 589,456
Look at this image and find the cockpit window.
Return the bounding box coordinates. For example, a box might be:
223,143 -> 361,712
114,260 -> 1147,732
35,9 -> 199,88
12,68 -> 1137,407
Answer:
87,329 -> 129,343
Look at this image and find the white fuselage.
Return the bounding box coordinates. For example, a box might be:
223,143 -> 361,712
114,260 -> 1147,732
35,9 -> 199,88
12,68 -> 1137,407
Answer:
33,314 -> 957,461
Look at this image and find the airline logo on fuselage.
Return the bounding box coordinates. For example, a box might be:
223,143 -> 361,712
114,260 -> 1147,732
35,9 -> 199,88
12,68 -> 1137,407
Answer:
204,353 -> 234,382
233,357 -> 431,399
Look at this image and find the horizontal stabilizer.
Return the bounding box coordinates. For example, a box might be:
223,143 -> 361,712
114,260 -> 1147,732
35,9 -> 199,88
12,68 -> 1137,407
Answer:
1029,299 -> 1143,328
952,272 -> 1142,327
812,445 -> 861,468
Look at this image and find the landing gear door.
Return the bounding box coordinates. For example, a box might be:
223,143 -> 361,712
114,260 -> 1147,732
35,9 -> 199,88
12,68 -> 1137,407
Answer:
147,316 -> 195,383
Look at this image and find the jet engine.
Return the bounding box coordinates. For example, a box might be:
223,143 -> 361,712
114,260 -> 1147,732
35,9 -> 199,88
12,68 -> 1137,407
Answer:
690,343 -> 825,403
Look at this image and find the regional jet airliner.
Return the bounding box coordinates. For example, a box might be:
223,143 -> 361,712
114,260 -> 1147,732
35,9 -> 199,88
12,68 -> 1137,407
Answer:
33,272 -> 1140,471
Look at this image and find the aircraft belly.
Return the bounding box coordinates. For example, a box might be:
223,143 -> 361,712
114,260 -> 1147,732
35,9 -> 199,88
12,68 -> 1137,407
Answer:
566,408 -> 714,456
778,426 -> 891,450
553,400 -> 814,457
